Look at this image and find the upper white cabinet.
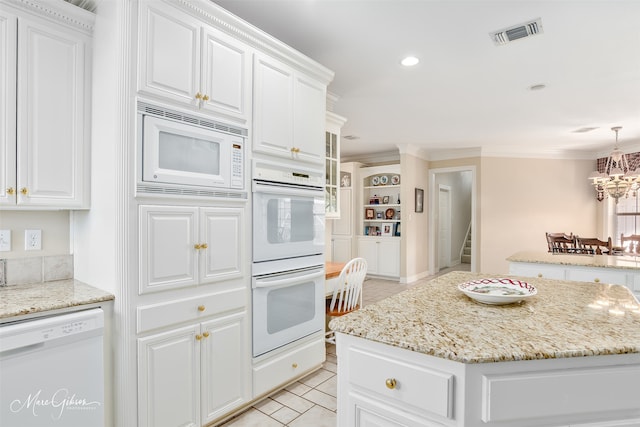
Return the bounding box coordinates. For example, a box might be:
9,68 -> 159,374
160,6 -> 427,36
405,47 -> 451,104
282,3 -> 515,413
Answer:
325,112 -> 347,217
138,0 -> 252,124
0,4 -> 92,208
139,205 -> 244,295
253,53 -> 326,164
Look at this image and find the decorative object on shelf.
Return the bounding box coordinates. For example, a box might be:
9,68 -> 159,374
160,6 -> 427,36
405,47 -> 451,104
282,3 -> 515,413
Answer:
381,223 -> 393,236
369,195 -> 380,204
382,195 -> 390,204
376,211 -> 383,219
458,278 -> 537,305
366,226 -> 379,236
394,223 -> 401,236
391,175 -> 400,185
379,175 -> 389,185
371,176 -> 380,186
588,126 -> 640,203
397,194 -> 400,204
365,208 -> 375,219
385,208 -> 395,219
415,188 -> 424,213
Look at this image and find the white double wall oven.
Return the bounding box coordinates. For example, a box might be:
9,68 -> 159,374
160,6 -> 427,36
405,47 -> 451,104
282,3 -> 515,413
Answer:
251,160 -> 326,357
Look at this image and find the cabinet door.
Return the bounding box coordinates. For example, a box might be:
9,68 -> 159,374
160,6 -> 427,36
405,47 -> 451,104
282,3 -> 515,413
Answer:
346,392 -> 435,427
293,73 -> 326,164
138,325 -> 201,427
0,11 -> 16,205
358,238 -> 379,275
138,0 -> 200,107
16,15 -> 89,207
253,54 -> 294,158
199,207 -> 244,284
139,205 -> 199,294
201,28 -> 251,122
200,311 -> 249,424
378,239 -> 400,277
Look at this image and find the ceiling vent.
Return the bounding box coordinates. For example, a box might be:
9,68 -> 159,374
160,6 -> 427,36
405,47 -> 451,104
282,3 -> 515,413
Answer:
491,18 -> 543,46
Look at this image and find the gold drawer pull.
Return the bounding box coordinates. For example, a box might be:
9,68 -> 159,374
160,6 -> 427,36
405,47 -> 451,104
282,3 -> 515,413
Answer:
202,331 -> 210,338
202,94 -> 209,101
194,244 -> 201,250
6,187 -> 14,195
292,363 -> 298,369
594,278 -> 600,283
385,378 -> 397,389
195,334 -> 202,341
195,92 -> 203,100
198,305 -> 206,312
201,243 -> 208,249
537,273 -> 543,278
20,187 -> 28,195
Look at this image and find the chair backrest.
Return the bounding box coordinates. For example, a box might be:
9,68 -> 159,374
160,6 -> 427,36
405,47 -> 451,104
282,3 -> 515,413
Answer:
328,257 -> 367,315
575,236 -> 612,255
621,234 -> 640,254
546,232 -> 575,253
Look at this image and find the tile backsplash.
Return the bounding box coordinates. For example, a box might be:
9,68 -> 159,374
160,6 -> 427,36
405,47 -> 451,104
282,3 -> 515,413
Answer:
1,255 -> 73,286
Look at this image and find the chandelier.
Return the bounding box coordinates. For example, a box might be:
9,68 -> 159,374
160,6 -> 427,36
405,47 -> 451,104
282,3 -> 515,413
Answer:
588,126 -> 639,203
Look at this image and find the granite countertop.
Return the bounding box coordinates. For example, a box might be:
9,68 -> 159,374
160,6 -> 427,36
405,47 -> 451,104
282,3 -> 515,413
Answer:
0,279 -> 114,321
329,271 -> 640,363
508,250 -> 640,270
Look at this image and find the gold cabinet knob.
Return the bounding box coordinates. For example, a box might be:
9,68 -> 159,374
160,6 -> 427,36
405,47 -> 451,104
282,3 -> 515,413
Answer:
195,334 -> 202,341
202,94 -> 209,101
6,187 -> 14,195
537,273 -> 543,278
195,92 -> 203,100
594,278 -> 600,283
194,244 -> 201,250
20,187 -> 28,195
292,363 -> 298,369
290,147 -> 300,154
385,378 -> 397,389
202,331 -> 210,338
200,243 -> 208,249
198,305 -> 206,312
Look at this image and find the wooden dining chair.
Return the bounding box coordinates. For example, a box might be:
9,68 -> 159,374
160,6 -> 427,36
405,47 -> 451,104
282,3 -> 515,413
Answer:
575,236 -> 613,255
545,232 -> 576,253
620,234 -> 640,254
325,257 -> 367,343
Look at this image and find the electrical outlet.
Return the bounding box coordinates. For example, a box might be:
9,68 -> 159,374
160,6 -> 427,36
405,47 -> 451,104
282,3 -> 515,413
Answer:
25,229 -> 42,251
0,230 -> 10,251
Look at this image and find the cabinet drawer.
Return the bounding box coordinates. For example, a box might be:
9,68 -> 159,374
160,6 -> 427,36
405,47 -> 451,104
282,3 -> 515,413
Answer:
509,262 -> 565,280
565,268 -> 627,285
348,347 -> 454,419
137,288 -> 245,333
253,337 -> 325,397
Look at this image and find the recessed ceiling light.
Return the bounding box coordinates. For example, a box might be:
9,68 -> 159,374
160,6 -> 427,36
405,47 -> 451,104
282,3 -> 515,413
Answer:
401,56 -> 419,67
529,83 -> 546,91
343,135 -> 360,141
572,127 -> 599,133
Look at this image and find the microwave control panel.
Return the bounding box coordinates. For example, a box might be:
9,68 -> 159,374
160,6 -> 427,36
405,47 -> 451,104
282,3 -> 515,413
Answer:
231,141 -> 244,188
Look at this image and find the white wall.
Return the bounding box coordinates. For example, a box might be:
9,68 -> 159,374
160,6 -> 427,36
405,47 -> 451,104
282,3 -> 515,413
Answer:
480,156 -> 596,274
0,211 -> 70,257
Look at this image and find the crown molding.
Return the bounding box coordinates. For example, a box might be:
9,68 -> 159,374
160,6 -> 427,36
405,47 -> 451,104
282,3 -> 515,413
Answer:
2,0 -> 95,34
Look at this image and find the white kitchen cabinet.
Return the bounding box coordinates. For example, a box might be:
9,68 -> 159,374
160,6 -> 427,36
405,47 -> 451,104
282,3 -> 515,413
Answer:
357,237 -> 400,278
253,53 -> 326,164
325,112 -> 347,217
138,310 -> 249,427
0,6 -> 91,208
139,205 -> 244,294
138,0 -> 251,123
508,262 -> 566,280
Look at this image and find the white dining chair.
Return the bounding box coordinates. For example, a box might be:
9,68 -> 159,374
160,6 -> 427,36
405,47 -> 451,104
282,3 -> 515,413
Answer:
325,257 -> 367,343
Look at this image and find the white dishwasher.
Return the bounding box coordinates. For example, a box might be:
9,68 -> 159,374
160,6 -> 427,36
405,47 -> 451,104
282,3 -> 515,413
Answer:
0,308 -> 104,427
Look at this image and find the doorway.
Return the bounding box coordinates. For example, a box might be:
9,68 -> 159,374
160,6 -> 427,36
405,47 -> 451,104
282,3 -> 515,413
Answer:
428,166 -> 476,275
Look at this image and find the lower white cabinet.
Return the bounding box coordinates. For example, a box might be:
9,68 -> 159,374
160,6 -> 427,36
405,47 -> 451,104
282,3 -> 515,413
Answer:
138,310 -> 249,427
357,237 -> 400,277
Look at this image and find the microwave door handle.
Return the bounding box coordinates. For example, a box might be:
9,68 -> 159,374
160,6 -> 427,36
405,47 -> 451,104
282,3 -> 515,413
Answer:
254,270 -> 324,290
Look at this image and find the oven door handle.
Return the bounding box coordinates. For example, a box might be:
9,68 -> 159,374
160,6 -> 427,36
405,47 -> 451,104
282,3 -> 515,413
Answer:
253,181 -> 323,198
254,269 -> 324,290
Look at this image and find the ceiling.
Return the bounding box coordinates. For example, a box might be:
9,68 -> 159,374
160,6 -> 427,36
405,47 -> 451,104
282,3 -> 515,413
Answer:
214,0 -> 640,161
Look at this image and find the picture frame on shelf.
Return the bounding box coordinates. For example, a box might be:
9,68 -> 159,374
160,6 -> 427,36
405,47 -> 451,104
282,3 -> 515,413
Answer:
415,188 -> 424,213
381,223 -> 393,237
365,208 -> 375,219
368,226 -> 379,236
382,195 -> 390,204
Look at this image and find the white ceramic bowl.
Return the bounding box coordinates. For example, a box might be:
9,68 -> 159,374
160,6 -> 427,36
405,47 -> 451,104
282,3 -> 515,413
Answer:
458,278 -> 537,305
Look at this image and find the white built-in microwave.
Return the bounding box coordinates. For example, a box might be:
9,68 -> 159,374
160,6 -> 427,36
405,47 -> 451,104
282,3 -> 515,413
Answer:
137,102 -> 246,198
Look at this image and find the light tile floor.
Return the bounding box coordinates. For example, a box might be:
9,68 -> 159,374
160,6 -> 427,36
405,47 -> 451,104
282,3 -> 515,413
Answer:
220,264 -> 470,427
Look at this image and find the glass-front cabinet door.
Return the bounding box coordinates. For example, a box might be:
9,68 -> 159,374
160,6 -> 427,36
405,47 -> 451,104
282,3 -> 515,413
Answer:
325,112 -> 347,218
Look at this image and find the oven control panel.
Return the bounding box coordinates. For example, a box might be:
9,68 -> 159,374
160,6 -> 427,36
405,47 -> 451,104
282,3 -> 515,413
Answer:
253,162 -> 324,187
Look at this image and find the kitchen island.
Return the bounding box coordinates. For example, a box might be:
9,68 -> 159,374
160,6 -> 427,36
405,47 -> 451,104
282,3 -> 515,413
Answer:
329,271 -> 640,427
508,250 -> 640,299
